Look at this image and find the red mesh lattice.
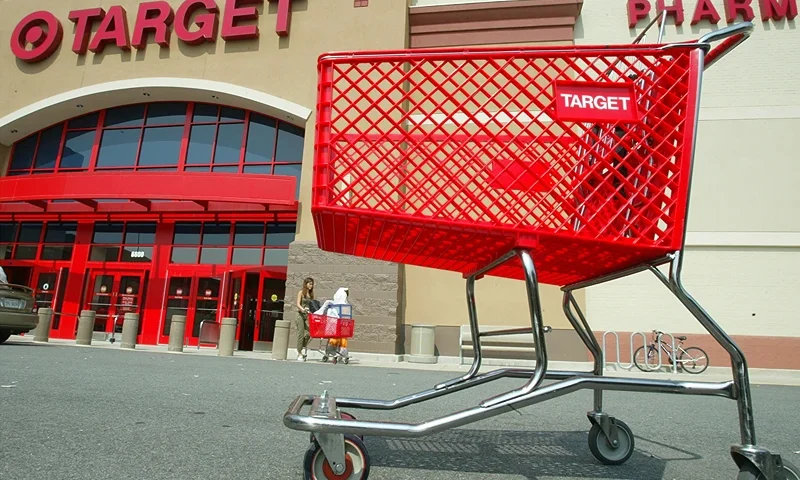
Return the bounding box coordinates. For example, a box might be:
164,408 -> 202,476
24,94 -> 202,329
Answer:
311,44 -> 702,285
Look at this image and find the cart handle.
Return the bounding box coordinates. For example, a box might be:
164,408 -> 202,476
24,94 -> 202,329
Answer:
699,22 -> 754,69
661,22 -> 753,68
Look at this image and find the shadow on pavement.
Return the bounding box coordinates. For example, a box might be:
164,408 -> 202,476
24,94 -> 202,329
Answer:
1,339 -> 49,348
366,428 -> 686,479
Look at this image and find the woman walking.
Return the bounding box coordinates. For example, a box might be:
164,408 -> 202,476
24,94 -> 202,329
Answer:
295,277 -> 315,361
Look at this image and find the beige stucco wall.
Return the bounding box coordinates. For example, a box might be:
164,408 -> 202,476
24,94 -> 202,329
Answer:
575,1 -> 800,337
0,0 -> 408,239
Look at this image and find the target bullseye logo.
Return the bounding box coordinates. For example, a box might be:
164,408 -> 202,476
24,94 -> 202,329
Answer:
10,11 -> 64,63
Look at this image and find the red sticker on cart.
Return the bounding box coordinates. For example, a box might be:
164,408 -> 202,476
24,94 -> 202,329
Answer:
554,81 -> 639,123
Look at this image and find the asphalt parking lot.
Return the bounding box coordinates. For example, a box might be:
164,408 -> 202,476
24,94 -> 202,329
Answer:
1,340 -> 798,479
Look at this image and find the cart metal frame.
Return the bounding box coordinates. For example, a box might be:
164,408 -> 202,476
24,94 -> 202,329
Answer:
284,21 -> 795,480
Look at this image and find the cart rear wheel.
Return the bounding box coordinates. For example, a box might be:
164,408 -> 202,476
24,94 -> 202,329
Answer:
588,419 -> 634,466
303,434 -> 370,480
736,459 -> 800,480
343,357 -> 350,365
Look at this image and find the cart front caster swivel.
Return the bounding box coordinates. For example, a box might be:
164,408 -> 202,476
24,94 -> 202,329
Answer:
736,461 -> 800,480
732,447 -> 800,480
303,434 -> 370,480
587,415 -> 635,466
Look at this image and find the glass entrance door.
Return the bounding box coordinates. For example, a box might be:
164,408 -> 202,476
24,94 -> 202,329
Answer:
159,272 -> 223,347
85,271 -> 145,334
31,267 -> 68,329
32,268 -> 59,310
258,276 -> 286,343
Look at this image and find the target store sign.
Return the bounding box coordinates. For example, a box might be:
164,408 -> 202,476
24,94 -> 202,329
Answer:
11,0 -> 297,64
553,81 -> 640,123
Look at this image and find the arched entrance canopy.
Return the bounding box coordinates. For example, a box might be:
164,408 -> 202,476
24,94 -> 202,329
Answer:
0,77 -> 312,146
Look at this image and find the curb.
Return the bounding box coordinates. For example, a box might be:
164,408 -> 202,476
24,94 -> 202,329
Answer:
10,335 -> 800,387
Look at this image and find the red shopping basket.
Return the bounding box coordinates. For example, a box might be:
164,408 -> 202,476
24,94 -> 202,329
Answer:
308,313 -> 355,339
312,43 -> 704,286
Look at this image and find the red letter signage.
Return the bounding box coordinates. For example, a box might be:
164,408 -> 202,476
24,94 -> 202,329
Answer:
221,0 -> 264,40
692,0 -> 723,23
271,0 -> 294,36
760,0 -> 798,19
628,0 -> 652,27
132,1 -> 175,49
175,0 -> 220,45
68,8 -> 105,55
725,0 -> 757,21
10,11 -> 64,63
12,0 -> 306,63
554,81 -> 640,123
88,6 -> 131,53
657,0 -> 685,25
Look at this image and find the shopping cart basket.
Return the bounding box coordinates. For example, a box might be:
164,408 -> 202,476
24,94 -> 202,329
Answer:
309,304 -> 354,365
284,21 -> 797,480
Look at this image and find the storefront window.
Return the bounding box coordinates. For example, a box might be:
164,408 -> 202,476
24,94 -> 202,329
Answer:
214,124 -> 245,166
34,125 -> 63,171
138,127 -> 183,167
90,222 -> 156,263
14,223 -> 42,259
97,129 -> 139,168
234,223 -> 265,246
5,102 -> 303,196
61,131 -> 95,169
202,223 -> 231,246
105,104 -> 146,127
0,222 -> 76,261
169,221 -> 295,267
275,123 -> 304,162
68,112 -> 99,129
245,114 -> 277,165
146,102 -> 186,125
8,136 -> 37,173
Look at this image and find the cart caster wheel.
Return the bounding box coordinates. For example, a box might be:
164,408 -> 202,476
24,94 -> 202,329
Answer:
344,357 -> 350,365
322,356 -> 328,362
588,419 -> 634,466
736,459 -> 800,480
303,434 -> 370,480
339,411 -> 364,441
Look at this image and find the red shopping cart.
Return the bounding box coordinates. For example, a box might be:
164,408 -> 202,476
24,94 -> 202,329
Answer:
308,304 -> 354,365
285,20 -> 797,480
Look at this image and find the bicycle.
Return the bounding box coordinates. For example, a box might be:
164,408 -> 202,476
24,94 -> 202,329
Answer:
634,330 -> 709,374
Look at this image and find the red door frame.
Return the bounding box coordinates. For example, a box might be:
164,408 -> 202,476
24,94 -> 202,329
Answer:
158,265 -> 227,347
230,267 -> 289,348
1,217 -> 297,346
84,269 -> 148,335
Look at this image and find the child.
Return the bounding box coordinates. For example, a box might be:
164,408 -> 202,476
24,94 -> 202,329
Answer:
319,287 -> 350,361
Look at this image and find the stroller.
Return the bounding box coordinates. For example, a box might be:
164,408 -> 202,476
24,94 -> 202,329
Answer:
309,288 -> 354,365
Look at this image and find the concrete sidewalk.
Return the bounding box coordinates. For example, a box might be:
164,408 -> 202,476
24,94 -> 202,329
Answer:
10,334 -> 800,387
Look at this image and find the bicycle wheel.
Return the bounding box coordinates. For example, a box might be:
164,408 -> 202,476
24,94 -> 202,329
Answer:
679,347 -> 709,374
633,346 -> 658,372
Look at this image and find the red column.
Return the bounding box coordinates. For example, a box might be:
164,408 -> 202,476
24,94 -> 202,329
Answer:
140,221 -> 174,344
54,222 -> 93,339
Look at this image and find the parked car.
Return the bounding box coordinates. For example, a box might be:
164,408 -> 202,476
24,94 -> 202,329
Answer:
0,283 -> 39,343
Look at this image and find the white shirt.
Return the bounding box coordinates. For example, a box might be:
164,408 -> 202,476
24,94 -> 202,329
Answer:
0,267 -> 7,284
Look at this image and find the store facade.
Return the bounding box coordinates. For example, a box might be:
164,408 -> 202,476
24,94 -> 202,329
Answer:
0,0 -> 409,350
2,0 -> 798,368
